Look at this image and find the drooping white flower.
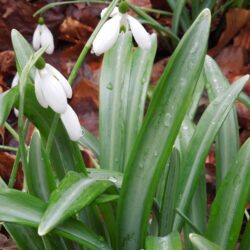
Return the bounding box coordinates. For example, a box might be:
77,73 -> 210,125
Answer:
11,72 -> 19,116
92,6 -> 152,55
60,105 -> 83,141
32,23 -> 54,54
34,63 -> 72,114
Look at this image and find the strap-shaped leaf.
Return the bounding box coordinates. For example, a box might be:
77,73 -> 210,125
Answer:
27,131 -> 56,201
38,172 -> 113,235
146,232 -> 182,250
204,55 -> 239,187
189,233 -> 222,250
0,88 -> 18,126
206,138 -> 250,249
117,9 -> 211,250
0,188 -> 111,250
173,75 -> 248,231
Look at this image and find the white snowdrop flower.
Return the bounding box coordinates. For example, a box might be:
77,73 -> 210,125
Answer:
11,72 -> 19,116
34,63 -> 72,114
60,105 -> 83,141
32,17 -> 54,54
92,5 -> 152,55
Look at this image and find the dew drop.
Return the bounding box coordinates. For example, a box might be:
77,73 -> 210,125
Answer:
106,82 -> 113,90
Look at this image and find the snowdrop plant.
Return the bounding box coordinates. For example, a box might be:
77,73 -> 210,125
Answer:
32,17 -> 54,54
92,1 -> 152,55
0,1 -> 250,250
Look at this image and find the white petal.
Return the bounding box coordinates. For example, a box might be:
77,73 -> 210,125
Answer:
34,70 -> 48,108
45,64 -> 72,98
14,108 -> 19,117
127,15 -> 151,49
92,15 -> 121,56
40,73 -> 67,113
40,24 -> 54,54
60,105 -> 82,141
100,7 -> 119,18
32,25 -> 42,50
11,73 -> 19,88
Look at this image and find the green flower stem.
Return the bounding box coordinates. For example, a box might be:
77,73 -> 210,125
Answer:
33,0 -> 111,17
140,7 -> 172,16
0,145 -> 18,152
4,122 -> 19,142
45,0 -> 120,155
127,2 -> 179,45
8,149 -> 21,188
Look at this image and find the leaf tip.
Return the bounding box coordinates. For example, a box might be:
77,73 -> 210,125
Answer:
37,225 -> 47,236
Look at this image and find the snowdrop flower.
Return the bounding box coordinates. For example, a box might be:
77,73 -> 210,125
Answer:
32,17 -> 54,54
92,3 -> 152,55
11,73 -> 19,116
60,105 -> 83,141
34,63 -> 72,114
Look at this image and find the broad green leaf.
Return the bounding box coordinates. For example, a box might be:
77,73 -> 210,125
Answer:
238,92 -> 250,110
5,223 -> 45,250
87,168 -> 123,189
173,75 -> 248,231
11,29 -> 86,179
117,9 -> 211,250
0,88 -> 18,126
204,55 -> 239,187
27,131 -> 56,201
159,148 -> 180,235
206,138 -> 250,249
146,232 -> 182,250
79,127 -> 99,158
0,189 -> 111,250
189,233 -> 222,250
124,34 -> 157,163
99,32 -> 132,172
172,0 -> 186,34
38,172 -> 113,235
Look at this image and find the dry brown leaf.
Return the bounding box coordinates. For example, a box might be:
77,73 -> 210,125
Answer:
0,152 -> 23,189
234,22 -> 250,50
59,17 -> 93,44
209,8 -> 250,56
237,102 -> 250,130
70,79 -> 99,136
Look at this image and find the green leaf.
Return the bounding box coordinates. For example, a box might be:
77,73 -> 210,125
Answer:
99,32 -> 133,172
159,148 -> 180,235
38,172 -> 113,235
189,233 -> 222,250
204,55 -> 239,187
117,9 -> 211,250
5,223 -> 45,250
0,88 -> 18,126
206,138 -> 250,249
27,131 -> 56,201
146,232 -> 182,250
79,127 -> 99,158
173,75 -> 248,231
0,188 -> 111,250
11,29 -> 86,179
87,168 -> 123,189
124,34 -> 157,163
240,218 -> 250,250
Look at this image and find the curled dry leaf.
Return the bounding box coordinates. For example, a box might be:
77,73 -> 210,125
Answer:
0,152 -> 23,189
70,79 -> 99,136
209,8 -> 250,56
236,102 -> 250,130
59,17 -> 93,44
234,22 -> 250,50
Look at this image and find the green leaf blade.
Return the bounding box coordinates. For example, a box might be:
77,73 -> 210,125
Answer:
38,172 -> 113,235
117,9 -> 211,250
